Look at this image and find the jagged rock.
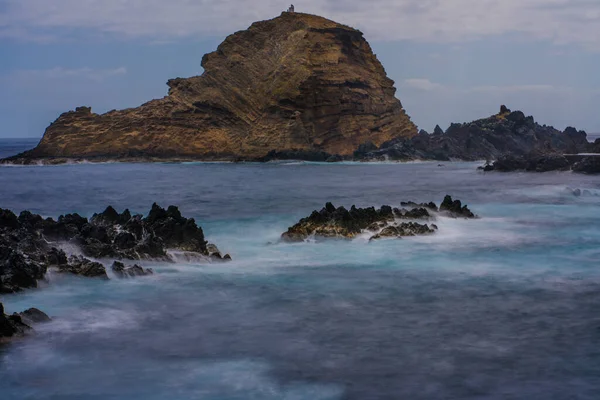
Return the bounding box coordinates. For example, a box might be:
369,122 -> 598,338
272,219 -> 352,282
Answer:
282,196 -> 473,241
3,13 -> 416,165
282,203 -> 396,242
111,261 -> 153,278
18,308 -> 51,326
58,256 -> 108,279
439,196 -> 476,218
0,304 -> 30,340
0,204 -> 229,292
1,303 -> 50,341
360,107 -> 591,162
145,204 -> 207,253
369,222 -> 437,240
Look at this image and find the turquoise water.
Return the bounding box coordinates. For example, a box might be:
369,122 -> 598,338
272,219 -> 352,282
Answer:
1,140 -> 600,399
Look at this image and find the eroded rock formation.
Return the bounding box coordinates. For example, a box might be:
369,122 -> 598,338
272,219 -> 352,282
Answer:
0,204 -> 229,293
281,196 -> 475,242
359,106 -> 591,162
5,12 -> 416,164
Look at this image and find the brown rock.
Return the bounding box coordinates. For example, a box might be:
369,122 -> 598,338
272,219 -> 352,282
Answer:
7,13 -> 416,163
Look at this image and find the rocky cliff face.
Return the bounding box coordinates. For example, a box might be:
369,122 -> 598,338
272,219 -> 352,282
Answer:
7,12 -> 416,163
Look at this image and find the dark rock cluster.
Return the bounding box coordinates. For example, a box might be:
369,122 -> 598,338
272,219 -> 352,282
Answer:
0,204 -> 229,294
358,106 -> 591,162
481,153 -> 600,174
282,196 -> 475,242
0,302 -> 50,341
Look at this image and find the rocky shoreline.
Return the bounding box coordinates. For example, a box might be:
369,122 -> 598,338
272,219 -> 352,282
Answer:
282,195 -> 476,242
0,203 -> 230,294
480,153 -> 600,174
0,203 -> 231,342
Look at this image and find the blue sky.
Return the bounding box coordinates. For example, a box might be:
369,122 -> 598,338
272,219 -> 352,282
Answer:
1,0 -> 599,138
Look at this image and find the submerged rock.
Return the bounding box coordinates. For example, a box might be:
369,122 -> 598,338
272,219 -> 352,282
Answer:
282,196 -> 473,242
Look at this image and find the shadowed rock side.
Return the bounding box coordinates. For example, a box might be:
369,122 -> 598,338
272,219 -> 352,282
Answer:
358,106 -> 591,162
480,153 -> 600,174
4,12 -> 416,164
0,204 -> 230,294
282,195 -> 475,242
0,303 -> 50,342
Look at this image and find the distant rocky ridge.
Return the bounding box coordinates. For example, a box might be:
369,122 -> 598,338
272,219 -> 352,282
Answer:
0,204 -> 229,294
357,106 -> 592,162
282,195 -> 476,242
3,12 -> 416,165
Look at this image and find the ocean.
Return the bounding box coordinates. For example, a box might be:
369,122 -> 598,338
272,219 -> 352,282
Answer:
0,138 -> 600,399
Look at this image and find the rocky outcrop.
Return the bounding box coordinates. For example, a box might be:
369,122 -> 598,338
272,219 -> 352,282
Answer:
58,256 -> 109,279
111,261 -> 153,278
481,153 -> 600,174
439,195 -> 476,218
281,195 -> 475,242
4,12 -> 416,165
572,157 -> 600,174
0,204 -> 229,293
359,106 -> 591,162
0,303 -> 50,342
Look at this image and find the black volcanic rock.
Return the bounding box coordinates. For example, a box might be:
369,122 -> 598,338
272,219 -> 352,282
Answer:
282,196 -> 473,242
111,261 -> 153,278
1,303 -> 50,341
58,256 -> 108,279
0,204 -> 229,293
572,157 -> 600,174
360,107 -> 592,162
439,195 -> 476,218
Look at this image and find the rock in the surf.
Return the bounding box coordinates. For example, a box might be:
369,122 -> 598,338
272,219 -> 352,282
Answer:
111,261 -> 153,278
0,302 -> 50,342
0,204 -> 229,293
282,195 -> 471,241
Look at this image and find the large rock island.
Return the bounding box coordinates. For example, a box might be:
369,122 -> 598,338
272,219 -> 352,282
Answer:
4,12 -> 416,164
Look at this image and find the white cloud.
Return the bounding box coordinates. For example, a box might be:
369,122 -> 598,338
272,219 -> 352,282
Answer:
404,78 -> 443,91
11,67 -> 127,82
0,0 -> 600,49
468,84 -> 560,93
403,80 -> 574,95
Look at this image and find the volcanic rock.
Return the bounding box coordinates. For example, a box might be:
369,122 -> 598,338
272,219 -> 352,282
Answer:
0,303 -> 51,342
361,107 -> 591,162
282,196 -> 471,241
111,261 -> 153,278
4,13 -> 416,164
0,204 -> 229,293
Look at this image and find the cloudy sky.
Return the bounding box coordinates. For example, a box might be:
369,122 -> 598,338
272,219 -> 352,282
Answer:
1,0 -> 599,138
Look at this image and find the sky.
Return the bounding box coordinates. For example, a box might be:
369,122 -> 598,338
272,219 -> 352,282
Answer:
0,0 -> 599,138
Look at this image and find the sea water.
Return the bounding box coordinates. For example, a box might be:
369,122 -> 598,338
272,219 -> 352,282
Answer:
0,139 -> 599,399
